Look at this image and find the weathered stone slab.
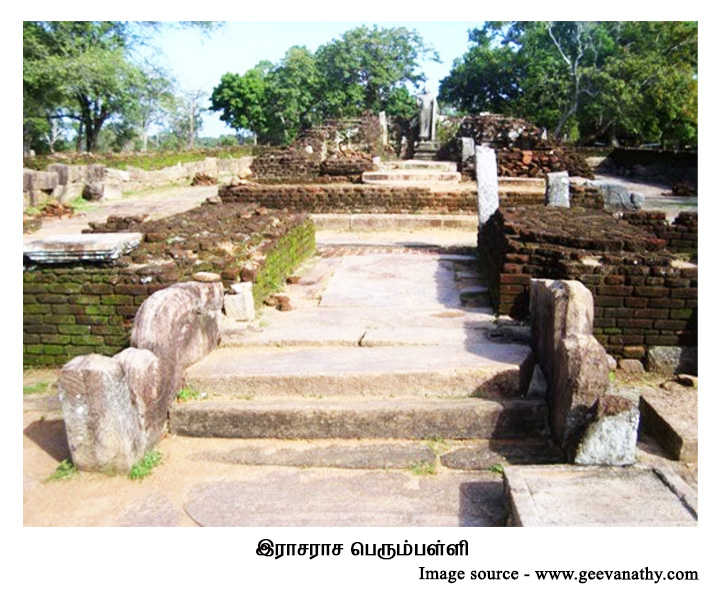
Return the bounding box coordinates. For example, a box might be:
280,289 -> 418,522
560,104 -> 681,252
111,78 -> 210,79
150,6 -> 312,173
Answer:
192,442 -> 436,469
117,493 -> 181,527
639,388 -> 697,462
23,233 -> 142,263
184,470 -> 507,527
544,171 -> 570,208
440,440 -> 563,470
58,354 -> 145,474
224,282 -> 255,321
585,181 -> 644,211
504,465 -> 697,526
476,145 -> 499,228
647,346 -> 698,375
573,395 -> 640,466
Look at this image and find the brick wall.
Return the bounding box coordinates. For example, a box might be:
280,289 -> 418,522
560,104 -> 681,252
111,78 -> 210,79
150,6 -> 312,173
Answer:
24,204 -> 315,366
478,206 -> 697,361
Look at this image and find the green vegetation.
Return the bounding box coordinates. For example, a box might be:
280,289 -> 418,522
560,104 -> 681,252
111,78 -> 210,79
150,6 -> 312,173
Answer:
426,436 -> 451,456
129,449 -> 162,480
176,386 -> 200,402
410,461 -> 437,476
47,459 -> 78,481
23,381 -> 50,395
489,463 -> 505,475
210,25 -> 438,145
439,21 -> 697,148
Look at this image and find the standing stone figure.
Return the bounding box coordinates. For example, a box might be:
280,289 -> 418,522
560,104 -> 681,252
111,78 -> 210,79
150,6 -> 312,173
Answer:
417,88 -> 438,141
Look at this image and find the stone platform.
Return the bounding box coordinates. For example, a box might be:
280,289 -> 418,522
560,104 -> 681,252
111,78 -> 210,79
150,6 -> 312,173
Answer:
504,465 -> 697,526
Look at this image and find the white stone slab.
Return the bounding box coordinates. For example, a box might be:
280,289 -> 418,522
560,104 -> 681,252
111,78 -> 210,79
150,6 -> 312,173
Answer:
24,233 -> 142,263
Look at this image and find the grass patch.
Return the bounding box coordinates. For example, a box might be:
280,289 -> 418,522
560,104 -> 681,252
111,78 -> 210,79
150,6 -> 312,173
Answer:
489,463 -> 505,475
67,196 -> 96,213
176,386 -> 200,402
410,461 -> 437,476
23,381 -> 50,395
129,450 -> 162,480
47,459 -> 78,481
426,436 -> 452,456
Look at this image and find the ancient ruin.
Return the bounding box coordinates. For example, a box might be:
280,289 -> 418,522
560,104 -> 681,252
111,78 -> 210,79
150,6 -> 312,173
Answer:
23,110 -> 698,527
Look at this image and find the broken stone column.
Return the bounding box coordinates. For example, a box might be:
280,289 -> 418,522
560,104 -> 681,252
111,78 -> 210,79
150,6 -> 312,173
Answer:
544,171 -> 570,208
59,354 -> 146,474
530,279 -> 617,462
475,145 -> 499,230
131,281 -> 223,421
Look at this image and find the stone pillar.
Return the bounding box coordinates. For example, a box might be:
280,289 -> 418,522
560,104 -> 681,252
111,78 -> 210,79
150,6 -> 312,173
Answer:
545,171 -> 570,208
59,354 -> 146,474
460,138 -> 475,165
379,111 -> 388,147
475,145 -> 499,231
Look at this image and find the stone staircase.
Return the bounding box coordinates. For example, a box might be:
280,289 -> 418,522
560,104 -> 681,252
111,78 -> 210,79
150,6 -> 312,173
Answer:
361,160 -> 462,185
170,244 -> 556,465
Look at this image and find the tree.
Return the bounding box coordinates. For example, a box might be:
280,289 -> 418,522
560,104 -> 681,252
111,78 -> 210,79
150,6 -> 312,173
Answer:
167,89 -> 207,149
439,21 -> 697,147
210,63 -> 272,143
315,25 -> 438,118
23,21 -> 220,153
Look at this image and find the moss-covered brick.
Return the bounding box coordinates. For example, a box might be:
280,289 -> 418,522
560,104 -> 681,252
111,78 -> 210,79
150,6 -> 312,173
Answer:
43,345 -> 66,355
66,346 -> 95,357
58,324 -> 91,335
104,335 -> 130,346
76,315 -> 109,326
23,284 -> 48,294
25,344 -> 45,354
24,294 -> 36,304
23,314 -> 43,325
81,283 -> 115,295
70,335 -> 104,346
24,324 -> 58,334
41,334 -> 71,345
107,315 -> 123,326
51,304 -> 85,315
83,305 -> 116,316
100,295 -> 133,306
24,304 -> 51,314
44,315 -> 76,325
47,283 -> 83,295
72,295 -> 100,305
23,334 -> 41,344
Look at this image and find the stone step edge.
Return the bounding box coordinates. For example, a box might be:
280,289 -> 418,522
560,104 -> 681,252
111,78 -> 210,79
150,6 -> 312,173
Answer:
310,214 -> 478,230
177,437 -> 563,471
168,396 -> 549,440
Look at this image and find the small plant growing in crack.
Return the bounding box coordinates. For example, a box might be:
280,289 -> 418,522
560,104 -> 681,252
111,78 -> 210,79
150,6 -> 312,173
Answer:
410,461 -> 437,476
129,450 -> 162,480
426,436 -> 451,456
489,463 -> 505,475
46,459 -> 78,482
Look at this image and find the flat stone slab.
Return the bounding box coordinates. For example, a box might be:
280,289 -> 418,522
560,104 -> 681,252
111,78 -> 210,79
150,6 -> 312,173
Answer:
440,440 -> 563,470
23,232 -> 142,263
504,465 -> 697,526
318,254 -> 461,309
116,493 -> 181,527
639,388 -> 698,462
184,469 -> 507,526
190,441 -> 436,469
170,396 -> 547,439
184,343 -> 531,398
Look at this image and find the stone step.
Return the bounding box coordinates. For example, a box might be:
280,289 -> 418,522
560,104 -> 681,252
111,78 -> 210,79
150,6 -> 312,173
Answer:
311,213 -> 477,230
361,170 -> 462,184
378,160 -> 458,172
169,396 -> 548,440
179,438 -> 562,469
183,343 -> 533,399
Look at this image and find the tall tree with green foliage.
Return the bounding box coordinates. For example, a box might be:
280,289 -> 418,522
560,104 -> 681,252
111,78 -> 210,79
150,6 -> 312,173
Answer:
315,25 -> 438,118
23,21 -> 219,153
439,21 -> 697,147
209,25 -> 437,145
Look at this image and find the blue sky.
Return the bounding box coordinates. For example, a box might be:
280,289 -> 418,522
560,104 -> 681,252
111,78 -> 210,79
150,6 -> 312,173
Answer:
141,21 -> 482,137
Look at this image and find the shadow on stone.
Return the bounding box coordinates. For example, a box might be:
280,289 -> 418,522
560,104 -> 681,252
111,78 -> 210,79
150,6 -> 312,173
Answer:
458,481 -> 507,527
23,418 -> 71,463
